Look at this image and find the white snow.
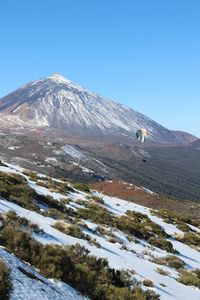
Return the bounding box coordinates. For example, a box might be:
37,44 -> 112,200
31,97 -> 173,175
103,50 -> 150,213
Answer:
62,145 -> 87,161
8,146 -> 21,150
71,162 -> 94,174
45,157 -> 58,163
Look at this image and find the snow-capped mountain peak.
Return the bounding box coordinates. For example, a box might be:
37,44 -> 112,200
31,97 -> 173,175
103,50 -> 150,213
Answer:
48,73 -> 83,90
49,72 -> 68,82
0,74 -> 197,144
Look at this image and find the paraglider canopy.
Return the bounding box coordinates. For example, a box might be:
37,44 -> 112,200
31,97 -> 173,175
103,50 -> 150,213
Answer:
136,128 -> 148,143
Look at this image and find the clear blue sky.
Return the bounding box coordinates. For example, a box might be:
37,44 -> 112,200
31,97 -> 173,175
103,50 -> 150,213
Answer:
0,0 -> 199,136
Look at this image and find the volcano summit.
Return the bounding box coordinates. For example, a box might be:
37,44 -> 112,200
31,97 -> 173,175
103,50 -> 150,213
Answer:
0,73 -> 196,144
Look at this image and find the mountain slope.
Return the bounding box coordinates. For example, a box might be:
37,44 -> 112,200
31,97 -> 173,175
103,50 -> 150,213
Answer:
0,73 -> 196,144
1,132 -> 200,201
0,247 -> 87,300
0,162 -> 200,300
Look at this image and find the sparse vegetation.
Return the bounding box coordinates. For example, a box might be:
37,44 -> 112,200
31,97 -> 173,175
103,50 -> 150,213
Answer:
143,279 -> 154,287
91,195 -> 104,204
148,237 -> 176,253
108,236 -> 118,244
73,182 -> 90,193
152,209 -> 199,229
177,269 -> 200,289
77,203 -> 115,226
0,172 -> 39,211
176,232 -> 200,250
36,177 -> 74,195
0,216 -> 159,300
165,255 -> 185,270
53,221 -> 84,239
116,210 -> 175,253
96,225 -> 107,235
23,170 -> 39,181
1,165 -> 199,299
5,210 -> 41,233
155,268 -> 169,276
89,238 -> 101,248
74,198 -> 86,206
43,208 -> 64,219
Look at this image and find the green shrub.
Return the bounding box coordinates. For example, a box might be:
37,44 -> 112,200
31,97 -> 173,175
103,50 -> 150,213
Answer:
92,196 -> 104,204
148,237 -> 175,253
143,279 -> 154,287
74,199 -> 86,206
73,182 -> 90,193
165,255 -> 185,270
43,208 -> 63,219
179,232 -> 200,247
5,210 -> 41,233
176,223 -> 190,232
0,172 -> 38,211
6,210 -> 19,222
77,203 -> 114,226
96,226 -> 107,235
60,198 -> 70,206
177,270 -> 200,288
152,209 -> 199,228
0,260 -> 12,300
23,171 -> 39,181
155,268 -> 169,276
108,237 -> 118,244
53,221 -> 84,239
89,238 -> 101,248
117,210 -> 166,240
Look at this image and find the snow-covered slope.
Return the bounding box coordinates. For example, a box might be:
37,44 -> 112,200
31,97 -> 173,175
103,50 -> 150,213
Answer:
0,162 -> 200,299
0,247 -> 88,300
0,73 -> 196,144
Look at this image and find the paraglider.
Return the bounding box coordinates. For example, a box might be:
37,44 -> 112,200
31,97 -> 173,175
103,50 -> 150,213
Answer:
136,128 -> 148,162
136,128 -> 148,143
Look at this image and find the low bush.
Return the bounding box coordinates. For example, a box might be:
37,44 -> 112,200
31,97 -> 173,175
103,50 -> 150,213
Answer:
0,172 -> 39,211
143,279 -> 154,287
108,237 -> 118,244
165,255 -> 185,270
0,260 -> 12,300
73,182 -> 90,193
178,232 -> 200,248
43,208 -> 64,219
148,237 -> 176,253
92,196 -> 104,204
77,203 -> 115,226
53,221 -> 84,239
23,171 -> 39,181
152,209 -> 199,229
176,223 -> 190,232
177,270 -> 200,288
155,268 -> 169,276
